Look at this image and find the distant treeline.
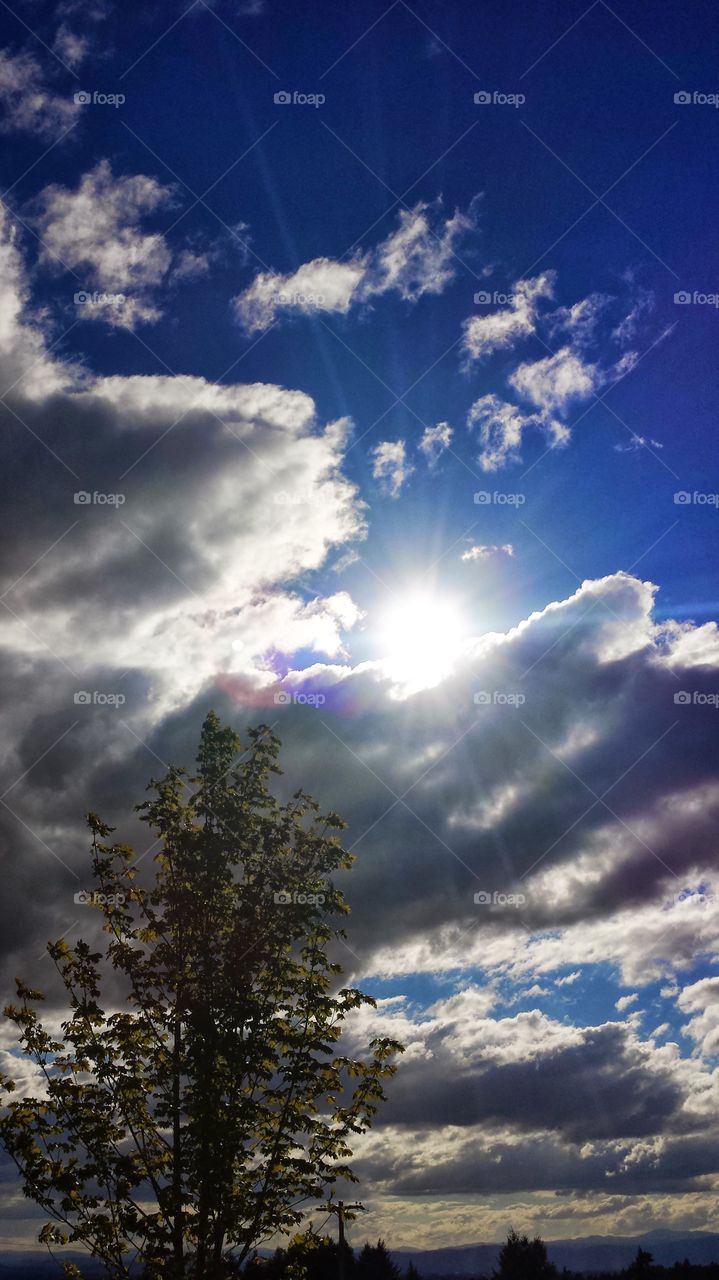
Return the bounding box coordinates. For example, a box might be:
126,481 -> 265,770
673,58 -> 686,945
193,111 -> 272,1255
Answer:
242,1233 -> 719,1280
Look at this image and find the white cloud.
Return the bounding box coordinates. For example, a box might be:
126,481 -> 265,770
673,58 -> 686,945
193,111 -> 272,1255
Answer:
460,544 -> 514,562
0,48 -> 79,139
556,970 -> 582,987
509,345 -> 599,415
616,993 -> 640,1012
461,278 -> 652,469
32,161 -> 213,329
677,977 -> 719,1057
367,201 -> 476,302
615,434 -> 663,454
371,439 -> 413,497
233,199 -> 479,333
53,25 -> 90,68
467,393 -> 569,470
0,208 -> 367,713
419,421 -> 453,466
462,272 -> 555,362
613,287 -> 654,346
547,292 -> 610,347
232,257 -> 365,333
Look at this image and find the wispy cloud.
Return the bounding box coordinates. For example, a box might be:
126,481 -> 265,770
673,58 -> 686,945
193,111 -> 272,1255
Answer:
462,272 -> 555,362
371,439 -> 414,497
233,198 -> 480,333
419,421 -> 453,466
460,543 -> 514,561
0,48 -> 79,139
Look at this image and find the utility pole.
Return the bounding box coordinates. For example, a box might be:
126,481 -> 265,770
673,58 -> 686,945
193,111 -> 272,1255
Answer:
320,1198 -> 364,1280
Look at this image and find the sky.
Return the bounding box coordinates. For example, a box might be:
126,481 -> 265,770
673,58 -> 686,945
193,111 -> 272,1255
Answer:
0,0 -> 718,1254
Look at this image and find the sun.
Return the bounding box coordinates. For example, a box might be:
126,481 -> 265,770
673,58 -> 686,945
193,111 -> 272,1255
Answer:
377,589 -> 468,692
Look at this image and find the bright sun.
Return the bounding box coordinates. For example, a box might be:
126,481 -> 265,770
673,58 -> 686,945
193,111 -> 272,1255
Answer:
378,590 -> 467,692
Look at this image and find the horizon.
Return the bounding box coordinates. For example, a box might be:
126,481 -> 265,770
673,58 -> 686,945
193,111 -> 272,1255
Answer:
0,0 -> 718,1262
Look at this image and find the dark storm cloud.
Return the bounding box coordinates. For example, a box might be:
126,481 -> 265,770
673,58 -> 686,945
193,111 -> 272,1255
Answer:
373,1131 -> 719,1197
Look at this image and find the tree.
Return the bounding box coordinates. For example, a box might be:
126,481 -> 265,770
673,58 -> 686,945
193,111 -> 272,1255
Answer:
1,713 -> 403,1280
628,1248 -> 654,1277
495,1228 -> 557,1280
244,1233 -> 354,1280
356,1240 -> 400,1280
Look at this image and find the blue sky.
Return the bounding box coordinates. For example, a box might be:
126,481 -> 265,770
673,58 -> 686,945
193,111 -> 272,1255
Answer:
1,0 -> 719,1252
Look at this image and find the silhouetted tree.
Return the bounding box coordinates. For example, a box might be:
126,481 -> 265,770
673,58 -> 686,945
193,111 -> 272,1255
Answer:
495,1228 -> 558,1280
356,1240 -> 401,1280
628,1248 -> 654,1277
0,714 -> 403,1280
245,1233 -> 355,1280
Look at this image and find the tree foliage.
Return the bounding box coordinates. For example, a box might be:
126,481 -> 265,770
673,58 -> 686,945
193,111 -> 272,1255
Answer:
356,1240 -> 400,1280
495,1228 -> 557,1280
1,713 -> 403,1279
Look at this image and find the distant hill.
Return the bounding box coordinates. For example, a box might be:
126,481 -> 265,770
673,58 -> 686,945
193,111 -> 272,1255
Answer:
1,1230 -> 718,1278
390,1230 -> 719,1276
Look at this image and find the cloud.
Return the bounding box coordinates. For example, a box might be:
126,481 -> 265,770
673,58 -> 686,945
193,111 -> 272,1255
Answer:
371,439 -> 413,497
616,993 -> 640,1012
509,345 -> 600,415
462,272 -> 555,362
460,544 -> 514,562
556,970 -> 582,987
0,49 -> 79,139
233,199 -> 479,333
339,992 -> 719,1204
677,977 -> 719,1057
467,393 -> 569,470
462,276 -> 651,469
369,201 -> 476,301
31,161 -> 212,329
0,204 -> 366,714
1,200 -> 718,1236
231,258 -> 365,333
613,286 -> 655,346
547,292 -> 610,348
419,421 -> 453,466
52,25 -> 89,69
615,434 -> 663,454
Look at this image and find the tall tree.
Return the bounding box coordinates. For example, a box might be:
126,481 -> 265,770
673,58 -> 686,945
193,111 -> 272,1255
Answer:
1,713 -> 402,1280
495,1228 -> 557,1280
628,1247 -> 654,1276
356,1240 -> 400,1280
